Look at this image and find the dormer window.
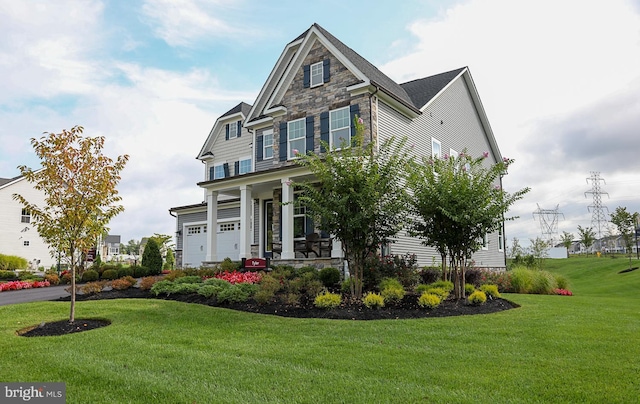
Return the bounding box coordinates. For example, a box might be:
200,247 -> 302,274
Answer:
225,121 -> 241,140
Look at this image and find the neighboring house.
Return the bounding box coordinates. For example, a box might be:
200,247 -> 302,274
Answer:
98,235 -> 121,262
170,23 -> 507,269
0,174 -> 56,269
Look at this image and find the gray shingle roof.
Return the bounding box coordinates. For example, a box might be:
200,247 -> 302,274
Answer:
221,102 -> 253,119
0,174 -> 23,187
400,67 -> 466,109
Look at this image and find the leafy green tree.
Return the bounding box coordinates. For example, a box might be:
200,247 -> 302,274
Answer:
559,231 -> 574,257
293,118 -> 411,298
577,225 -> 596,254
122,239 -> 140,255
13,126 -> 128,322
610,206 -> 639,269
507,237 -> 525,259
142,238 -> 162,275
528,237 -> 550,268
408,150 -> 529,299
150,233 -> 174,257
164,249 -> 175,270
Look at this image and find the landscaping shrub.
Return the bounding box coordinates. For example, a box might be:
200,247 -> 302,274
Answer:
296,266 -> 318,279
364,253 -> 420,290
509,267 -> 533,293
219,257 -> 240,272
150,280 -> 174,296
479,284 -> 500,298
464,267 -> 484,286
282,292 -> 300,305
305,280 -> 325,298
18,271 -> 36,281
197,284 -> 222,299
478,269 -> 512,293
0,270 -> 16,280
464,283 -> 476,296
258,274 -> 281,294
101,269 -> 118,280
426,287 -> 449,301
319,267 -> 341,287
111,278 -> 133,290
45,273 -> 60,285
362,292 -> 385,309
172,283 -> 201,295
418,267 -> 441,285
429,280 -> 454,292
254,289 -> 276,304
174,276 -> 203,284
130,265 -> 149,278
418,292 -> 441,309
314,291 -> 341,309
217,283 -> 258,303
531,270 -> 556,295
554,274 -> 570,290
164,269 -> 186,281
381,286 -> 405,303
415,284 -> 430,294
0,254 -> 28,270
61,271 -> 74,284
81,270 -> 99,283
379,277 -> 403,291
142,239 -> 163,275
468,290 -> 487,305
182,268 -> 218,278
117,267 -> 133,278
203,278 -> 232,288
139,276 -> 158,291
81,281 -> 104,295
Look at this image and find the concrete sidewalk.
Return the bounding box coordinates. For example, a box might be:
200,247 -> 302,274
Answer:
0,285 -> 70,306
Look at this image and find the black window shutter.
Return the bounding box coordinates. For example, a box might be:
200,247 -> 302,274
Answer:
225,124 -> 229,140
236,121 -> 241,138
279,122 -> 288,161
209,167 -> 215,181
234,161 -> 240,176
223,163 -> 229,178
303,64 -> 310,88
350,104 -> 360,141
320,111 -> 329,152
256,135 -> 263,162
305,116 -> 314,154
323,59 -> 330,83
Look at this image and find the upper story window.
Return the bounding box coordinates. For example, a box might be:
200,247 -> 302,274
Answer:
288,118 -> 306,160
330,107 -> 350,149
303,59 -> 330,88
263,130 -> 274,159
238,157 -> 252,175
214,164 -> 226,179
21,208 -> 30,223
310,62 -> 323,87
432,137 -> 442,158
228,121 -> 238,139
498,227 -> 504,252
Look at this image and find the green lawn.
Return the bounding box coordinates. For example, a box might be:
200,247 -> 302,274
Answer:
1,256 -> 639,403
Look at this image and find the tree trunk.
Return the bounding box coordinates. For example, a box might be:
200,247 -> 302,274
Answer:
69,250 -> 76,323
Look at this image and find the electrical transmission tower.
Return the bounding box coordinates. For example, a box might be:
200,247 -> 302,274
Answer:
584,171 -> 609,241
533,204 -> 564,244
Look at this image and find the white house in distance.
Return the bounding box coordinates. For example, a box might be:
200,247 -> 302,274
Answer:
0,174 -> 56,269
170,23 -> 507,270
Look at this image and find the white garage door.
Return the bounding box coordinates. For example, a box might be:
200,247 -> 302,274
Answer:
183,222 -> 240,267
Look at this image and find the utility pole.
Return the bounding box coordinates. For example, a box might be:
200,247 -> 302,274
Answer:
585,172 -> 609,247
533,204 -> 564,245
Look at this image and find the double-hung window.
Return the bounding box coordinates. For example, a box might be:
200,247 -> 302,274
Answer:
330,107 -> 350,149
228,121 -> 238,139
293,191 -> 307,239
288,118 -> 306,159
213,164 -> 225,179
310,61 -> 323,87
20,208 -> 30,224
432,138 -> 442,158
263,130 -> 273,159
238,157 -> 252,175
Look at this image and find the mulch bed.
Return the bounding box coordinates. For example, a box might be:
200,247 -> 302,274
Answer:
20,287 -> 518,337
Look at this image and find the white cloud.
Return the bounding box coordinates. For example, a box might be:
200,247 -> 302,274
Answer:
141,0 -> 245,47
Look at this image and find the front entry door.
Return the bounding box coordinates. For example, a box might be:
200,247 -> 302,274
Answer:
264,200 -> 273,258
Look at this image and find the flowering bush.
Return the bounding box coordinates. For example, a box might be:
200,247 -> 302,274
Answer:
0,280 -> 51,292
477,269 -> 512,292
215,270 -> 262,284
554,288 -> 573,296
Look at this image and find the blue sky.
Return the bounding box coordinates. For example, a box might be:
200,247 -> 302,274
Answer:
2,0 -> 640,248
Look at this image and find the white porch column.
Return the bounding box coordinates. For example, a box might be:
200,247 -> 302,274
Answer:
280,178 -> 295,259
331,236 -> 343,258
239,185 -> 253,259
205,190 -> 218,262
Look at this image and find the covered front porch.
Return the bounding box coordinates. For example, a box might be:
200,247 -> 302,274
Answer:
198,165 -> 344,265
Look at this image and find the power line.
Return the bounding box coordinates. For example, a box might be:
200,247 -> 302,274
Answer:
584,171 -> 609,241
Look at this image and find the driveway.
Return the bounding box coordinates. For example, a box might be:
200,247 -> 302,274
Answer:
0,285 -> 70,306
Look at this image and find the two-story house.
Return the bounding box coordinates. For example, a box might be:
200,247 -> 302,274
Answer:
0,174 -> 56,269
170,23 -> 507,270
